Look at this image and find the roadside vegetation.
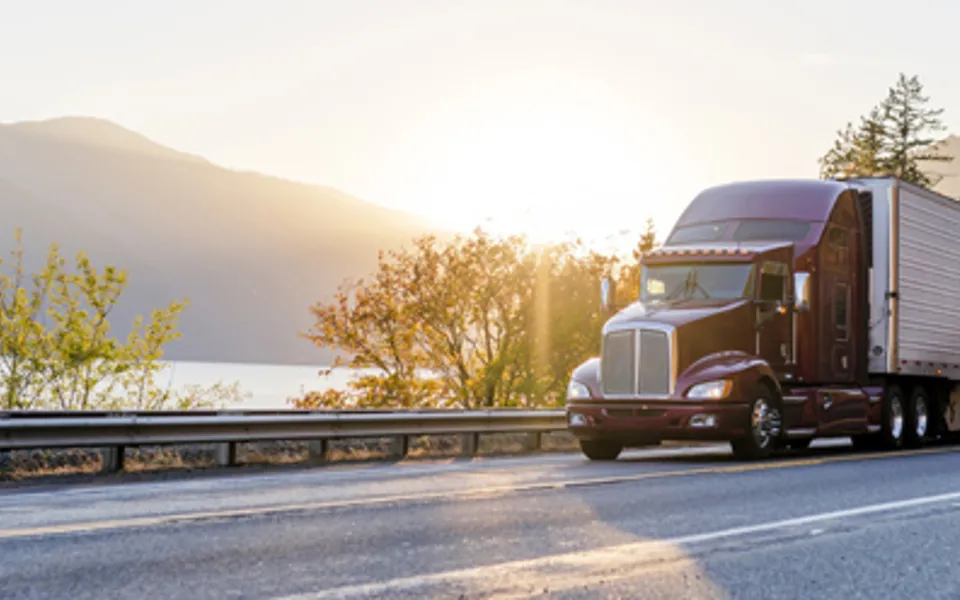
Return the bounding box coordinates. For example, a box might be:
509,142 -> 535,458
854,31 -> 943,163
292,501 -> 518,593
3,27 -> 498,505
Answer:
294,221 -> 658,410
0,227 -> 244,410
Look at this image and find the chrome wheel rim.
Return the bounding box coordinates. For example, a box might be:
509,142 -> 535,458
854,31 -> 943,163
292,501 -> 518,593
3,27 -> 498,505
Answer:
890,395 -> 904,440
915,395 -> 928,438
752,398 -> 782,449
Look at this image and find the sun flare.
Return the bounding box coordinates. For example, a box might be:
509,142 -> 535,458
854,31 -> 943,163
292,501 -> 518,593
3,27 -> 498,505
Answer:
385,76 -> 692,253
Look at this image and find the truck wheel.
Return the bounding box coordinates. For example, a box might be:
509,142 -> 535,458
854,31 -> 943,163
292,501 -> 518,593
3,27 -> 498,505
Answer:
852,385 -> 906,451
903,385 -> 931,448
731,387 -> 782,460
878,384 -> 906,450
579,440 -> 623,461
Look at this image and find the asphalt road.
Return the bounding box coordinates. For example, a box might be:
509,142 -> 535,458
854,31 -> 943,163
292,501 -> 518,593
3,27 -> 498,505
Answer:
4,439 -> 960,599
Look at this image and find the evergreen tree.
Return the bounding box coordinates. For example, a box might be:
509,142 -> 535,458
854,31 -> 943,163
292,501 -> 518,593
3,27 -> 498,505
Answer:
882,73 -> 952,186
818,73 -> 952,187
818,121 -> 859,179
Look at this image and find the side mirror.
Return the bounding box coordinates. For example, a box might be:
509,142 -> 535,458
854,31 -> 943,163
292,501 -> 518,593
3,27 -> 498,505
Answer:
793,271 -> 811,312
600,276 -> 616,313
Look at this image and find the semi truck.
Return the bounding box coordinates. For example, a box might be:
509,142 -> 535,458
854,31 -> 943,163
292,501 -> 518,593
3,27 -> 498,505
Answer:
565,177 -> 960,460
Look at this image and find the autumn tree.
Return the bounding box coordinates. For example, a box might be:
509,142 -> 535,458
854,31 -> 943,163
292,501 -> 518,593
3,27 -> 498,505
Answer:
0,228 -> 241,410
297,227 -> 656,410
818,73 -> 952,186
0,229 -> 58,409
300,230 -> 536,409
515,242 -> 617,404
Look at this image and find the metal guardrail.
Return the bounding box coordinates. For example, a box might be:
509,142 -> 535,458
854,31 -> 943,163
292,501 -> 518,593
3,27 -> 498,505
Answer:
0,409 -> 570,473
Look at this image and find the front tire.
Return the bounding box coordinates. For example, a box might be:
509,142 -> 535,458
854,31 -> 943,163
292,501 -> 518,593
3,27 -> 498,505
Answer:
579,439 -> 623,461
731,387 -> 782,460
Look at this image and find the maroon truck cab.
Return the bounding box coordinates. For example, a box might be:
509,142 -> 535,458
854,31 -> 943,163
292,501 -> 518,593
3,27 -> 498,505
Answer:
565,178 -> 938,460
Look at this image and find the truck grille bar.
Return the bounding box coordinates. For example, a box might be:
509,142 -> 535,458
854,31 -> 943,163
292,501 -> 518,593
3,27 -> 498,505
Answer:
600,327 -> 673,397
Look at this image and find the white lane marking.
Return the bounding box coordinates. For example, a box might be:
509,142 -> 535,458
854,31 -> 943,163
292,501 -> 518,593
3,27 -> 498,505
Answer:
0,446 -> 874,539
0,462 -> 757,540
0,439 -> 852,507
275,489 -> 960,599
0,442 -> 948,539
0,444 -> 732,504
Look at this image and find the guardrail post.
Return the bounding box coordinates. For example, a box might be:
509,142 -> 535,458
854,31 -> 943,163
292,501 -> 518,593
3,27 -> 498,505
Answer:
524,432 -> 542,452
215,442 -> 237,467
387,436 -> 408,459
461,433 -> 479,456
308,440 -> 328,463
101,446 -> 125,473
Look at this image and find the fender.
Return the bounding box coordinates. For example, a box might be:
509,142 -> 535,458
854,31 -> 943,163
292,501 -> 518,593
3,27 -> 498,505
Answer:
570,357 -> 602,398
677,350 -> 780,401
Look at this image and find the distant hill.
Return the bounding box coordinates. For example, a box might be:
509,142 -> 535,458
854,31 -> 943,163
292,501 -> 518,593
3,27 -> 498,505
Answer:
925,135 -> 960,199
0,117 -> 440,365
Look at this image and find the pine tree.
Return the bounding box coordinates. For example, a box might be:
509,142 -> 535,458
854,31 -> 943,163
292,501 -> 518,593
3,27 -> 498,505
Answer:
819,121 -> 859,179
853,105 -> 891,175
882,73 -> 952,186
818,73 -> 952,187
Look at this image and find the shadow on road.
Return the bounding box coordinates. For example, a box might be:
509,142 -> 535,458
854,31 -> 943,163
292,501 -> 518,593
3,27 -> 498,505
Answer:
617,442 -> 859,466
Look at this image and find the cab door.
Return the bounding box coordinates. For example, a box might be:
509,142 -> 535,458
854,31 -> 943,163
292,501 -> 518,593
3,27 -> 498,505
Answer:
820,224 -> 856,383
756,255 -> 793,378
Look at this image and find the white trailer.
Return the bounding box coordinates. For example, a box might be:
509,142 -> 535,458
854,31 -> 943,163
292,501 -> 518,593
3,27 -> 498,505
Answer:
850,177 -> 960,430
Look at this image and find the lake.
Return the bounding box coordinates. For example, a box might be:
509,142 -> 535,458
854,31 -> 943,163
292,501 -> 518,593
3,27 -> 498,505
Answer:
161,361 -> 362,409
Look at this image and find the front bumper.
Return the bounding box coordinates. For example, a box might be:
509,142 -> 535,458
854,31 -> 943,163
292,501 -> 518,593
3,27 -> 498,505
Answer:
566,399 -> 751,442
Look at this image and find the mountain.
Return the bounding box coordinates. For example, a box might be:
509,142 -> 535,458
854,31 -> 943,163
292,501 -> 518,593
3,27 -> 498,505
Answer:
926,135 -> 960,199
0,117 -> 440,365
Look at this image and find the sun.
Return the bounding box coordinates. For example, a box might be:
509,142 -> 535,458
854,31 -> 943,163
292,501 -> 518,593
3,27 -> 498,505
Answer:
383,75 -> 691,253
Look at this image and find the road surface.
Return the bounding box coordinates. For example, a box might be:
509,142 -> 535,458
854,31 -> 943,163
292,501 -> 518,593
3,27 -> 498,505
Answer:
3,440 -> 960,599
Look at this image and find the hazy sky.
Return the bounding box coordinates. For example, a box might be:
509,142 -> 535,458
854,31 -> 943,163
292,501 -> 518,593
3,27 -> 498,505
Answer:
3,0 -> 959,250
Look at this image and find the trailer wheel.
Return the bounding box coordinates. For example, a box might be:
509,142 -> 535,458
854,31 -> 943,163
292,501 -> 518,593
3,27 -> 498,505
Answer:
903,385 -> 931,448
878,384 -> 906,450
731,386 -> 782,460
579,439 -> 623,461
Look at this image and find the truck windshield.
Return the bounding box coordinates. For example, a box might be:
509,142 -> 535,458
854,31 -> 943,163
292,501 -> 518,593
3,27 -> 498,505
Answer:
641,264 -> 755,302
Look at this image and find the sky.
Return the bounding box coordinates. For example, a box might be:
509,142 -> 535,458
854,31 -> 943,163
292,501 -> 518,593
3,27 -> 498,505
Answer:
3,0 -> 960,252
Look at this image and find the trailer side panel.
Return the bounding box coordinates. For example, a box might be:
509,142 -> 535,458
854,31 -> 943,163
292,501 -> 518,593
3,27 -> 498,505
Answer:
896,181 -> 960,377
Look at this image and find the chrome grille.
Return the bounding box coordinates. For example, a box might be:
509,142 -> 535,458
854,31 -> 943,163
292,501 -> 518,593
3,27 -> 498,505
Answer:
639,329 -> 670,395
600,330 -> 635,395
601,327 -> 672,396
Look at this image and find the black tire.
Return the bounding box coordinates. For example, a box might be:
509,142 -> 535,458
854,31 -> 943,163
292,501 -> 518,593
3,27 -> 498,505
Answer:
903,385 -> 931,448
852,384 -> 906,451
730,386 -> 782,461
579,439 -> 623,461
878,384 -> 906,450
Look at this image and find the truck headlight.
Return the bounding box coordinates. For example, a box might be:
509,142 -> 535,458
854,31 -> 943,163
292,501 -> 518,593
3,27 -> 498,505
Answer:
567,380 -> 591,400
685,380 -> 732,400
